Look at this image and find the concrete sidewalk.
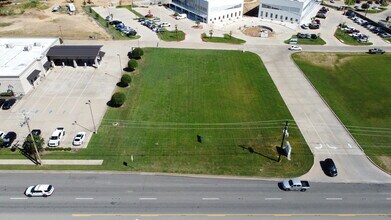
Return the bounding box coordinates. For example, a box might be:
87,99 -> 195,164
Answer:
0,160 -> 103,165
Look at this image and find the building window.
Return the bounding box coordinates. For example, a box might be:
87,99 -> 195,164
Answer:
239,11 -> 241,16
270,13 -> 273,18
265,12 -> 268,17
260,11 -> 263,17
219,16 -> 220,20
231,13 -> 233,17
223,15 -> 225,19
285,16 -> 288,20
280,15 -> 283,20
290,18 -> 293,21
214,17 -> 216,20
295,19 -> 298,22
235,12 -> 237,16
275,14 -> 278,19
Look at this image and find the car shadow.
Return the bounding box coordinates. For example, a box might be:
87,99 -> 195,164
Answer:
277,182 -> 286,191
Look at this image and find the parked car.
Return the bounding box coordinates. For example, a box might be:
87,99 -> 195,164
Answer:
25,184 -> 54,197
2,131 -> 17,147
2,98 -> 16,110
289,45 -> 302,51
52,5 -> 61,12
156,27 -> 165,33
152,17 -> 161,22
0,99 -> 5,108
300,23 -> 309,29
109,20 -> 122,25
138,17 -> 146,22
380,33 -> 391,38
31,129 -> 42,136
316,12 -> 326,18
72,132 -> 86,146
324,158 -> 338,177
48,128 -> 65,147
159,22 -> 171,27
176,13 -> 187,20
369,48 -> 385,54
126,30 -> 137,36
281,179 -> 310,191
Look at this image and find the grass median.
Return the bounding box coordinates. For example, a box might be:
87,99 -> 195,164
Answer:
201,33 -> 246,44
334,28 -> 373,46
284,35 -> 326,45
292,52 -> 391,173
0,49 -> 312,177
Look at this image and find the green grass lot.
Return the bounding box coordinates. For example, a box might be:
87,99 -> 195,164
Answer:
201,33 -> 246,44
0,0 -> 48,16
366,8 -> 387,13
385,38 -> 391,43
0,49 -> 312,177
158,30 -> 185,41
117,5 -> 143,18
284,35 -> 326,45
0,22 -> 12,27
334,28 -> 373,46
292,52 -> 391,173
83,6 -> 140,40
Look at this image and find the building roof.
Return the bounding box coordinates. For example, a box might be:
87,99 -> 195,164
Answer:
47,45 -> 103,58
0,38 -> 58,77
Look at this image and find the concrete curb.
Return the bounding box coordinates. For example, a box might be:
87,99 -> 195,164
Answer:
0,159 -> 103,165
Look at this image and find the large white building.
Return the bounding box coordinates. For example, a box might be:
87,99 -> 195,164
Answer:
258,0 -> 318,24
0,38 -> 59,96
170,0 -> 243,24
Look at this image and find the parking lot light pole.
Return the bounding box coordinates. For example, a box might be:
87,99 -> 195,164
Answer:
86,100 -> 97,134
117,54 -> 122,75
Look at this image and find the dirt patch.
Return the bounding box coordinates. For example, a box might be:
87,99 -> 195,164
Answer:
376,156 -> 391,173
295,53 -> 355,71
242,26 -> 272,37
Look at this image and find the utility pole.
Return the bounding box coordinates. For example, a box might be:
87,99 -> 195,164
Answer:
21,114 -> 42,165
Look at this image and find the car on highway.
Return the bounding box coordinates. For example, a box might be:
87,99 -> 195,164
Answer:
2,98 -> 16,110
324,158 -> 338,177
72,132 -> 86,146
281,179 -> 310,191
288,45 -> 302,51
368,48 -> 385,54
25,184 -> 54,197
2,131 -> 17,147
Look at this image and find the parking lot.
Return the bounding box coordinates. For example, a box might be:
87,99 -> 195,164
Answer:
0,42 -> 125,149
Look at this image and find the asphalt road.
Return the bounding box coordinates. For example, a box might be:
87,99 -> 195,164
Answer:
0,172 -> 390,217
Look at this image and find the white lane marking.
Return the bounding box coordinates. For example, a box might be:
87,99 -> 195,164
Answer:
265,198 -> 282,200
75,198 -> 94,200
139,198 -> 157,200
326,198 -> 343,200
315,144 -> 323,149
327,144 -> 337,149
202,198 -> 220,200
348,144 -> 353,148
10,197 -> 27,200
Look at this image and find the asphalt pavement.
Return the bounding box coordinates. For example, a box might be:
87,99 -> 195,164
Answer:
0,172 -> 390,218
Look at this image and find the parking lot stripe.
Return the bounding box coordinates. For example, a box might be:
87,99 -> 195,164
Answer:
139,198 -> 157,200
10,197 -> 28,200
326,198 -> 343,200
202,198 -> 220,200
75,198 -> 94,200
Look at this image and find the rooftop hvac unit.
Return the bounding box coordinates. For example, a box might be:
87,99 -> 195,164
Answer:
23,45 -> 32,51
5,43 -> 15,48
34,42 -> 42,47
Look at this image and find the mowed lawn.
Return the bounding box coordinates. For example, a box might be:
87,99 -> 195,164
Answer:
0,49 -> 312,177
292,52 -> 391,173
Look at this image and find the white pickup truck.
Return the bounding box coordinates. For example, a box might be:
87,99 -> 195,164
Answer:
281,179 -> 310,192
48,127 -> 65,147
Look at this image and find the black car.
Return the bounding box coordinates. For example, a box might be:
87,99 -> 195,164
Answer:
31,129 -> 42,136
2,132 -> 17,147
0,99 -> 5,108
109,20 -> 122,25
324,158 -> 338,177
126,30 -> 137,37
2,98 -> 16,110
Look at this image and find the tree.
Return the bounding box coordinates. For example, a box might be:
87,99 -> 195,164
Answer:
22,134 -> 44,156
209,29 -> 214,38
344,0 -> 355,5
127,59 -> 138,71
131,47 -> 144,59
119,74 -> 132,87
110,92 -> 126,107
229,30 -> 233,39
361,3 -> 370,9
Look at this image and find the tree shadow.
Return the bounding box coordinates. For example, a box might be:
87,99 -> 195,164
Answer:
238,145 -> 278,162
18,148 -> 40,165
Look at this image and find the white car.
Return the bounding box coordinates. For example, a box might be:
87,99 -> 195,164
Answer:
159,22 -> 171,27
48,127 -> 65,147
72,132 -> 86,146
289,45 -> 302,51
25,184 -> 54,197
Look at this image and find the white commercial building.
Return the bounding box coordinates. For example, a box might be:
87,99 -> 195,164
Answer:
258,0 -> 319,24
170,0 -> 243,24
0,38 -> 59,96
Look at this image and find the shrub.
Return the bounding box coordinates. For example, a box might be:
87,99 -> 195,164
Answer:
110,92 -> 126,107
22,134 -> 44,155
45,147 -> 72,151
0,91 -> 14,97
127,59 -> 138,71
118,74 -> 132,87
131,47 -> 144,59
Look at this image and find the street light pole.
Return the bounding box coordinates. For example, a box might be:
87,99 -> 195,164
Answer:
85,100 -> 97,134
117,54 -> 122,75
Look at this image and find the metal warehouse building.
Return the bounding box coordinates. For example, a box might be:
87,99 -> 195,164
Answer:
170,0 -> 243,24
0,38 -> 104,96
0,37 -> 59,96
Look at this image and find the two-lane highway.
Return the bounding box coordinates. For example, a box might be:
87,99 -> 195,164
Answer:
0,172 -> 390,217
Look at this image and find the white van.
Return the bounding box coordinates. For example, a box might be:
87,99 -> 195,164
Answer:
176,13 -> 187,20
48,127 -> 65,147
